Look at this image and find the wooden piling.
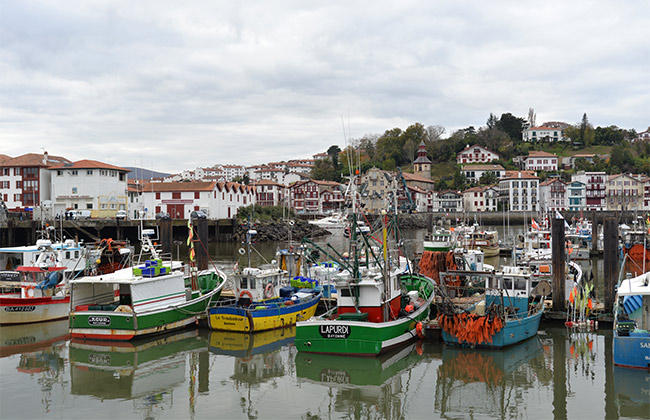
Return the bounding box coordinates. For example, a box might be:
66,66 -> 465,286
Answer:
603,217 -> 618,313
159,218 -> 173,256
195,218 -> 209,271
591,211 -> 598,253
552,217 -> 566,313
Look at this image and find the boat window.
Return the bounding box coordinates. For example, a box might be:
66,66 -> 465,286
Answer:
340,288 -> 352,297
503,278 -> 513,289
249,277 -> 256,289
515,279 -> 528,290
75,251 -> 79,258
241,277 -> 248,289
66,251 -> 70,259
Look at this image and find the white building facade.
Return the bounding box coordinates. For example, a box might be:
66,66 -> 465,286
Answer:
456,145 -> 500,164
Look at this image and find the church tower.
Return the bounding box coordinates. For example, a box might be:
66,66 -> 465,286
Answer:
413,141 -> 431,179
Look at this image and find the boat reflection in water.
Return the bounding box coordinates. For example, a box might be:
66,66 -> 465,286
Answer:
208,326 -> 296,384
295,343 -> 425,418
0,318 -> 69,358
1,319 -> 69,415
435,337 -> 549,418
69,329 -> 209,416
614,367 -> 650,419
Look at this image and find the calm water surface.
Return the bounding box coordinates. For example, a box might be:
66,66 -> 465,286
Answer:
1,228 -> 648,419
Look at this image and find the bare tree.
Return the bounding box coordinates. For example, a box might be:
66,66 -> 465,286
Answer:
527,108 -> 536,127
426,125 -> 445,142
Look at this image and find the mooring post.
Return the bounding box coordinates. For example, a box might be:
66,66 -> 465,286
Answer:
195,218 -> 209,271
603,217 -> 618,313
552,217 -> 566,313
591,211 -> 598,253
159,218 -> 173,256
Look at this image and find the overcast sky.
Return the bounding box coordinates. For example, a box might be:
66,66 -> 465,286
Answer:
1,1 -> 648,173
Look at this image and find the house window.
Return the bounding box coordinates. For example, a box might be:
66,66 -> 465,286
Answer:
57,170 -> 63,176
72,187 -> 77,194
156,192 -> 161,200
86,170 -> 93,175
14,193 -> 21,201
155,206 -> 161,214
195,192 -> 200,199
86,203 -> 93,209
2,168 -> 8,175
70,170 -> 78,176
172,192 -> 181,199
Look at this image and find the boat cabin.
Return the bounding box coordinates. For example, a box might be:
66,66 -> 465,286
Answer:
70,262 -> 187,314
335,266 -> 404,323
0,266 -> 67,298
0,239 -> 87,278
236,266 -> 285,303
485,267 -> 535,314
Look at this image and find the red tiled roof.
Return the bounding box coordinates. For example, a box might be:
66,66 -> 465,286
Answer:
526,151 -> 557,158
48,159 -> 130,172
401,172 -> 436,184
142,181 -> 217,192
501,171 -> 539,180
2,153 -> 71,167
461,164 -> 504,171
460,144 -> 495,153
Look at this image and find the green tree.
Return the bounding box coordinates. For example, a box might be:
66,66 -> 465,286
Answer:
478,171 -> 499,186
375,128 -> 405,166
496,113 -> 527,143
453,169 -> 467,190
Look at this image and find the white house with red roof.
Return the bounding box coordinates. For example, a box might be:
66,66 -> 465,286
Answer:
140,180 -> 255,219
524,151 -> 559,172
289,179 -> 343,214
456,144 -> 500,164
252,180 -> 287,207
48,159 -> 130,218
633,129 -> 650,143
522,126 -> 567,142
499,171 -> 539,212
461,164 -> 505,184
572,171 -> 607,211
539,178 -> 567,212
0,152 -> 72,212
463,185 -> 498,212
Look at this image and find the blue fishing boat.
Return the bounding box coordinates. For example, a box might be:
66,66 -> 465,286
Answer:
436,266 -> 545,349
613,271 -> 650,370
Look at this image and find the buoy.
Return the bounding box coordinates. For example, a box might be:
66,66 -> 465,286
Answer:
405,304 -> 414,313
238,248 -> 246,255
416,322 -> 424,339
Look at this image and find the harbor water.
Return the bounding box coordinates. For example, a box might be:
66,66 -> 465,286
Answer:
1,228 -> 648,419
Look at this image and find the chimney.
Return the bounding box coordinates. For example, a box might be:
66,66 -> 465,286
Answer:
518,172 -> 522,178
42,151 -> 48,165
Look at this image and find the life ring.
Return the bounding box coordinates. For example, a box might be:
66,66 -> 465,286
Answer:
22,284 -> 35,298
142,244 -> 151,253
238,248 -> 246,255
264,283 -> 274,299
239,290 -> 253,300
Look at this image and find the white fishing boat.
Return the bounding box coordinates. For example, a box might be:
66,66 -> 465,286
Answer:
309,213 -> 347,233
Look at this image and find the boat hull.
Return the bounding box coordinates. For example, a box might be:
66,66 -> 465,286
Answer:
442,310 -> 543,349
295,274 -> 435,357
613,333 -> 650,370
0,295 -> 70,325
207,293 -> 321,332
70,289 -> 221,341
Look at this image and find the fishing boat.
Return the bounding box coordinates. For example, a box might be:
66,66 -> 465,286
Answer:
613,271 -> 650,370
621,220 -> 650,267
0,264 -> 72,324
295,210 -> 436,357
435,266 -> 545,349
207,225 -> 321,332
69,225 -> 226,341
457,225 -> 500,258
423,228 -> 455,252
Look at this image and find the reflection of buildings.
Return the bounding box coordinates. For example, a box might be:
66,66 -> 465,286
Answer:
435,337 -> 548,418
295,343 -> 424,419
69,329 -> 209,418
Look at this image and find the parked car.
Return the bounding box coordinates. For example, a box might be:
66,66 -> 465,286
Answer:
155,212 -> 171,220
116,210 -> 127,220
190,210 -> 207,219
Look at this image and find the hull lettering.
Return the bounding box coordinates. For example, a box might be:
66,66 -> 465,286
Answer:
319,324 -> 351,339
